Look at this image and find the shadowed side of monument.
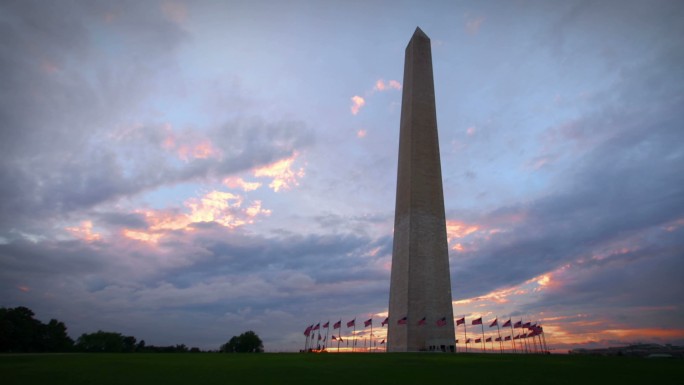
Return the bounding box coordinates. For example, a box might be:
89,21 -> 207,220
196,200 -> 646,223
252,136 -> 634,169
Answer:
388,27 -> 455,352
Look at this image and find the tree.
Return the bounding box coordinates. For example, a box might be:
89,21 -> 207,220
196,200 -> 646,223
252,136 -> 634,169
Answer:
221,331 -> 263,353
43,319 -> 74,352
76,331 -> 136,353
0,306 -> 74,352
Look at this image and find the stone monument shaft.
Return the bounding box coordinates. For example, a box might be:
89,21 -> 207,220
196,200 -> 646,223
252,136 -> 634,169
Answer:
388,27 -> 455,352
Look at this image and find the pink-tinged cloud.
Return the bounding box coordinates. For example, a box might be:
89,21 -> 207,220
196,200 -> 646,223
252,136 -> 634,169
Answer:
161,1 -> 188,24
373,79 -> 402,92
357,129 -> 367,138
245,200 -> 271,218
350,95 -> 365,115
123,190 -> 270,243
160,126 -> 222,161
527,155 -> 556,170
544,321 -> 684,349
186,191 -> 245,227
41,60 -> 59,74
466,16 -> 485,35
177,140 -> 221,161
664,217 -> 684,232
453,285 -> 520,306
223,177 -> 262,192
122,229 -> 164,244
17,285 -> 30,293
446,219 -> 480,240
253,152 -> 305,192
446,219 -> 484,251
65,221 -> 102,242
466,126 -> 477,136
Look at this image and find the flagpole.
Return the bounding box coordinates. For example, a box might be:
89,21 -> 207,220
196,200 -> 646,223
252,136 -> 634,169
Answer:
370,318 -> 373,353
352,320 -> 356,353
537,332 -> 543,354
304,326 -> 308,352
337,319 -> 341,353
310,329 -> 315,351
316,321 -> 321,350
509,321 -> 515,353
480,323 -> 485,352
536,324 -> 543,354
324,322 -> 330,351
496,318 -> 503,354
463,318 -> 468,353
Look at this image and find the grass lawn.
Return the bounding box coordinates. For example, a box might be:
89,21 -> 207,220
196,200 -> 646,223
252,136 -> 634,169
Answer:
3,353 -> 682,385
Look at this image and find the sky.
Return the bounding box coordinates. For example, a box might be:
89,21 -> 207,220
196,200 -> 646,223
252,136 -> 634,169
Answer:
1,0 -> 683,353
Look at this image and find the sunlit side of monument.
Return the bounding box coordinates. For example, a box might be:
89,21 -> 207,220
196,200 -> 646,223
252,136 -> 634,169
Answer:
387,27 -> 455,352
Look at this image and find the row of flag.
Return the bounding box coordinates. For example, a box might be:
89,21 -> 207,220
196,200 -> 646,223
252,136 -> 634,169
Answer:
302,317 -> 390,352
302,316 -> 548,353
456,316 -> 548,353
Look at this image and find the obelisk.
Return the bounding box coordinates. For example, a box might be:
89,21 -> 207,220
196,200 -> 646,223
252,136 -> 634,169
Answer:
387,27 -> 455,352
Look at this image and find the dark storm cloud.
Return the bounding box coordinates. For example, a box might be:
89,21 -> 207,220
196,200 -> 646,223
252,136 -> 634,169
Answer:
169,226 -> 389,286
93,211 -> 148,229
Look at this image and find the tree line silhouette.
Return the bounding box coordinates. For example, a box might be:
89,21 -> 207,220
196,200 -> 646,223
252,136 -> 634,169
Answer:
1,306 -> 262,353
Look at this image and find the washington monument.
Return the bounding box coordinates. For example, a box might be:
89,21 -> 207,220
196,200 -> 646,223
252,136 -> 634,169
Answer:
387,27 -> 455,352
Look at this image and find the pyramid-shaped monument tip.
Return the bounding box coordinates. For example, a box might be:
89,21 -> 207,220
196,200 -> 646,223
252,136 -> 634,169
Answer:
413,26 -> 429,39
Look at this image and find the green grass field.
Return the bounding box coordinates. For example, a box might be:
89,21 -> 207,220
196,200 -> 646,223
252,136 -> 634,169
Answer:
3,353 -> 682,385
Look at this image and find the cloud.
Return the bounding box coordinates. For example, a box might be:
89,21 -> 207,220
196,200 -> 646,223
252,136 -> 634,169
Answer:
350,79 -> 401,116
65,221 -> 102,243
0,2 -> 313,238
466,16 -> 485,35
223,177 -> 262,192
356,129 -> 367,138
121,189 -> 271,244
253,152 -> 305,192
350,95 -> 365,115
373,79 -> 402,92
161,1 -> 188,24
